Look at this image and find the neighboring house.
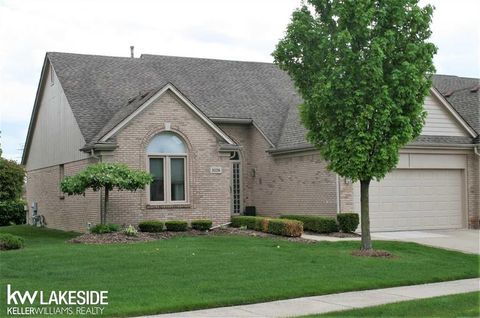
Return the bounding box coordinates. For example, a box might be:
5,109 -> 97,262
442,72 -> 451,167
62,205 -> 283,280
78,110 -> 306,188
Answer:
22,52 -> 480,232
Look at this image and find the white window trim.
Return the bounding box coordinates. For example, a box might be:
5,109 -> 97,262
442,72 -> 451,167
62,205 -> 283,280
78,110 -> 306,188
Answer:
147,153 -> 188,205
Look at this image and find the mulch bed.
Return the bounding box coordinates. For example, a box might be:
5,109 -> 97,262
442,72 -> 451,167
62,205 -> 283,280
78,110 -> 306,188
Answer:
351,249 -> 395,258
68,227 -> 316,244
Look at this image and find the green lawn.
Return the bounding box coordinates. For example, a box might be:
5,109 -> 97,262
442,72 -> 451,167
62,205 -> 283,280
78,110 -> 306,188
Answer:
305,291 -> 480,317
1,225 -> 479,317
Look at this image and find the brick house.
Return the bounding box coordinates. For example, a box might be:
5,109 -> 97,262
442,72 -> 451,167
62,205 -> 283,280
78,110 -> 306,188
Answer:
22,52 -> 479,232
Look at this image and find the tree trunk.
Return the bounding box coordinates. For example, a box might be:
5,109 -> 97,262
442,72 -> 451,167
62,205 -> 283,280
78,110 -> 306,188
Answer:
360,179 -> 372,250
102,188 -> 109,225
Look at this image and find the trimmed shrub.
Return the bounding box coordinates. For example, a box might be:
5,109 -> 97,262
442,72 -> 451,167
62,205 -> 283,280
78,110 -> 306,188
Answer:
231,216 -> 268,231
123,225 -> 138,236
281,215 -> 338,233
0,233 -> 25,250
337,213 -> 359,233
138,220 -> 164,232
231,216 -> 303,237
260,218 -> 269,232
191,219 -> 212,231
267,219 -> 303,237
90,223 -> 119,234
231,216 -> 261,229
165,220 -> 188,232
0,199 -> 26,226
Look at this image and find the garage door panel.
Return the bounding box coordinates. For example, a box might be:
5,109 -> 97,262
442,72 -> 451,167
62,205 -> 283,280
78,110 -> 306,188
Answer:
353,169 -> 463,231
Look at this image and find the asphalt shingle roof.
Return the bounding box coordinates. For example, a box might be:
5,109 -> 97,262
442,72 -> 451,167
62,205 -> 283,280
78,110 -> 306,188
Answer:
47,52 -> 479,149
432,74 -> 480,135
48,52 -> 301,148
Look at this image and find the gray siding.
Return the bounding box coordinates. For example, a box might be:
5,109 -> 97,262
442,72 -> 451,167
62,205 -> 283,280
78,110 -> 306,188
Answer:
26,65 -> 88,171
422,94 -> 468,137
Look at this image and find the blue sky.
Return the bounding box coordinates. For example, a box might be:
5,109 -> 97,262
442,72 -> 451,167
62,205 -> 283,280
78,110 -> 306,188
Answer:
0,0 -> 479,162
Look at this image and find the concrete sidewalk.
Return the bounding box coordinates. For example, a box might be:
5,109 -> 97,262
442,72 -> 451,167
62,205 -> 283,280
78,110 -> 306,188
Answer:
140,278 -> 479,318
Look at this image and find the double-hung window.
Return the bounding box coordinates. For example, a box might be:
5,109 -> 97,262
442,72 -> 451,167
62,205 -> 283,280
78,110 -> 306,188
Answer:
147,132 -> 187,204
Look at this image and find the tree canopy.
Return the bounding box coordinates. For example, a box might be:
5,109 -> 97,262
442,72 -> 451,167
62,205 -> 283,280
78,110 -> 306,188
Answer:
273,0 -> 436,182
61,163 -> 152,195
273,0 -> 436,250
61,163 -> 152,224
0,157 -> 25,201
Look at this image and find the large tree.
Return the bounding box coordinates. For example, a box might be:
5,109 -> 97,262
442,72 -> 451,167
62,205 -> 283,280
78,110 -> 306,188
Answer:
61,163 -> 152,224
0,134 -> 27,225
273,0 -> 436,250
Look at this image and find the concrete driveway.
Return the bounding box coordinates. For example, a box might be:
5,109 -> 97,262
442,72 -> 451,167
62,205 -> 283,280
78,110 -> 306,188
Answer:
371,229 -> 480,254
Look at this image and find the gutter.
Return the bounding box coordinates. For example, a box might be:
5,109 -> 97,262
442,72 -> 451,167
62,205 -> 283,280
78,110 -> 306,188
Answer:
218,143 -> 242,152
268,142 -> 478,156
404,143 -> 477,149
211,117 -> 253,125
80,142 -> 118,153
267,145 -> 316,155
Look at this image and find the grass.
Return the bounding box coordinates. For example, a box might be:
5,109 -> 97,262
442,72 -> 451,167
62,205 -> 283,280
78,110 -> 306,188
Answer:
305,292 -> 480,317
1,225 -> 479,317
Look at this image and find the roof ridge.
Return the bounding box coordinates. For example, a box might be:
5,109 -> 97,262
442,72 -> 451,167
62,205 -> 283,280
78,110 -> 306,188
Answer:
140,53 -> 274,65
47,51 -> 138,60
434,73 -> 480,80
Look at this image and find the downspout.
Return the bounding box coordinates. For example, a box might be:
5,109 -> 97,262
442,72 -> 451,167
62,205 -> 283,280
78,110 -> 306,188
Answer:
90,149 -> 100,161
336,175 -> 340,214
90,149 -> 103,225
474,146 -> 480,229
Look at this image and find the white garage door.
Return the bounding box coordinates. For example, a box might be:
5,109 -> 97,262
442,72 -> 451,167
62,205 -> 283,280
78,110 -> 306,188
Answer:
354,169 -> 464,231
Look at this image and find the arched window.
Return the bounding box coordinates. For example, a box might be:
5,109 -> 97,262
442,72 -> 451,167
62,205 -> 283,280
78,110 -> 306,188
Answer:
147,132 -> 187,203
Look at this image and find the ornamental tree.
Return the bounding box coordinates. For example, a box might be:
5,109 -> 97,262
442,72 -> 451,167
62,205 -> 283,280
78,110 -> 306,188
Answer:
273,0 -> 436,250
61,163 -> 153,224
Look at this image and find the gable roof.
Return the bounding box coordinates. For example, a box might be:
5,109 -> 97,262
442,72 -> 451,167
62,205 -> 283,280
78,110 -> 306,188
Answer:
95,83 -> 236,146
432,74 -> 480,135
47,52 -> 301,149
273,76 -> 479,149
43,52 -> 479,153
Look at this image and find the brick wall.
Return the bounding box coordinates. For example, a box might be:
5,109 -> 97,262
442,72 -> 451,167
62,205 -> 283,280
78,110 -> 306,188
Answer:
26,89 -> 478,231
26,158 -> 100,232
467,154 -> 479,228
103,90 -> 232,226
220,124 -> 339,217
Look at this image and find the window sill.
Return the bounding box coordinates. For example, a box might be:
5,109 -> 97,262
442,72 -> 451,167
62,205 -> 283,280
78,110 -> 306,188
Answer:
146,203 -> 191,209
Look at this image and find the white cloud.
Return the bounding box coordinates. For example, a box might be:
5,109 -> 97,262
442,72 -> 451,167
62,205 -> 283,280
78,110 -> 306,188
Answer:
0,0 -> 478,162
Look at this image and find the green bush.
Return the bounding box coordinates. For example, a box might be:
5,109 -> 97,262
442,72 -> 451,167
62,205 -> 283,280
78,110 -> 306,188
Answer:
165,220 -> 188,232
231,216 -> 303,237
281,215 -> 338,233
0,233 -> 25,250
138,220 -> 164,232
231,216 -> 265,230
267,219 -> 303,237
90,223 -> 119,234
337,213 -> 359,233
0,157 -> 25,201
0,199 -> 26,226
191,219 -> 212,231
